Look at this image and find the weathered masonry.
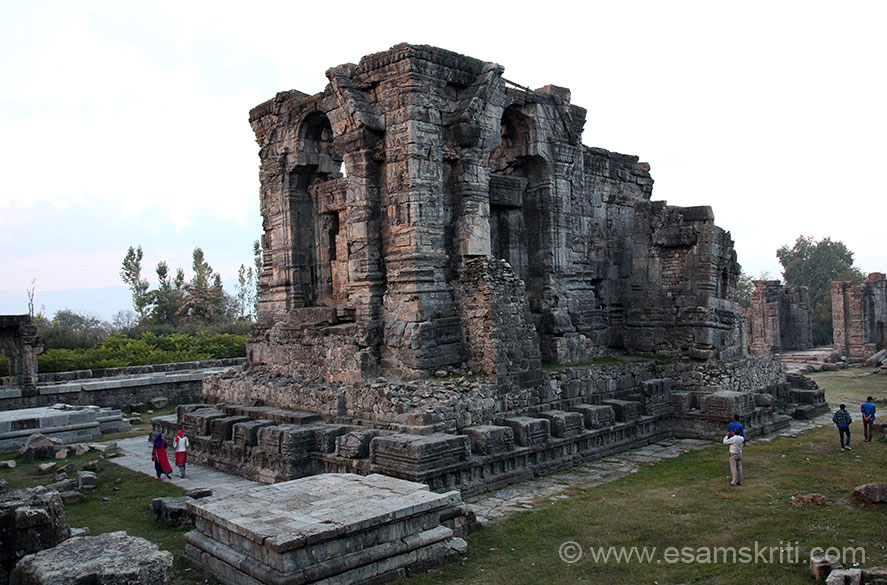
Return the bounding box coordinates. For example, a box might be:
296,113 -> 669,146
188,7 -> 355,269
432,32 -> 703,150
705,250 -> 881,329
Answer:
0,315 -> 43,396
746,280 -> 812,355
162,44 -> 830,498
244,42 -> 744,390
832,272 -> 887,360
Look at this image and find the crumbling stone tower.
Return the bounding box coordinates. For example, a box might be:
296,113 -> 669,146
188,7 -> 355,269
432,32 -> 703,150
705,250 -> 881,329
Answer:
0,315 -> 44,396
746,281 -> 812,355
245,44 -> 745,389
832,272 -> 887,360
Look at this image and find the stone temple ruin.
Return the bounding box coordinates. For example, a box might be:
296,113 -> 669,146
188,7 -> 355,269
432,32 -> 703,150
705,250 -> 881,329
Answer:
832,272 -> 887,360
152,44 -> 830,493
0,316 -> 43,396
149,42 -> 830,585
746,280 -> 812,356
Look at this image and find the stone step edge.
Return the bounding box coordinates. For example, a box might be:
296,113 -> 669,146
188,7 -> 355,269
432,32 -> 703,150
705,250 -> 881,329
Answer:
185,525 -> 458,585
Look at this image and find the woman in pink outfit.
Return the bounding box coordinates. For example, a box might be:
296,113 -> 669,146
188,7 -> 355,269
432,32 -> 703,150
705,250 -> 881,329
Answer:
152,432 -> 173,479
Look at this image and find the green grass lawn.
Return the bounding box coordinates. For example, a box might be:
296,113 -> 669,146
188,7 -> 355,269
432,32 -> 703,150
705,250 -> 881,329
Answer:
808,368 -> 887,407
2,371 -> 884,585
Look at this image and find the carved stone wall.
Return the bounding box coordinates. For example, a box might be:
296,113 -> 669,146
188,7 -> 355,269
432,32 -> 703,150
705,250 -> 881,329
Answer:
0,315 -> 43,396
746,280 -> 812,355
240,43 -> 746,396
833,272 -> 887,360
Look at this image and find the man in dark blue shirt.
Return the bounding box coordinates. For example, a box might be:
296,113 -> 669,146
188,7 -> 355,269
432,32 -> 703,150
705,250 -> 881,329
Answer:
728,414 -> 745,442
861,397 -> 876,443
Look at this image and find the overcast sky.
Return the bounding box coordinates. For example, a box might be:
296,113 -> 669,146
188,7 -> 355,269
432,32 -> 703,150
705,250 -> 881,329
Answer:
2,1 -> 885,319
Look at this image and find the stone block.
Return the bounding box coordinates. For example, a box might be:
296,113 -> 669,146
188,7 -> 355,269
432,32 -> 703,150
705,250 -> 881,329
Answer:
502,417 -> 550,447
258,424 -> 316,459
232,419 -> 274,446
183,474 -> 466,585
182,408 -> 227,437
825,569 -> 862,585
371,433 -> 470,473
149,397 -> 169,410
537,411 -> 584,438
601,399 -> 641,423
0,486 -> 70,582
151,497 -> 193,527
571,404 -> 615,429
312,424 -> 351,453
699,391 -> 755,418
19,434 -> 56,462
14,531 -> 173,585
852,482 -> 887,505
462,425 -> 514,455
754,393 -> 774,407
210,415 -> 250,442
76,471 -> 98,492
810,554 -> 843,580
336,430 -> 379,459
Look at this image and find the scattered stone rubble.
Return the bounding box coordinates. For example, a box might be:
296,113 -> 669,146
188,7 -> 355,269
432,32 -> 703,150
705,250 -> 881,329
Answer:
184,474 -> 469,585
832,272 -> 887,361
0,487 -> 69,585
13,531 -> 173,585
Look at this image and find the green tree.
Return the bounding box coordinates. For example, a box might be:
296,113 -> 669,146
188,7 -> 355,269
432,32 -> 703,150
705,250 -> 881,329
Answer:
177,248 -> 230,325
38,309 -> 111,350
776,235 -> 865,345
120,246 -> 149,320
735,271 -> 754,309
146,260 -> 185,327
253,239 -> 262,315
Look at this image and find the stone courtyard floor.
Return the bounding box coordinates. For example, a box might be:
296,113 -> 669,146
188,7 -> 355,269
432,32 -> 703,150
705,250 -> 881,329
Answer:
108,413 -> 832,522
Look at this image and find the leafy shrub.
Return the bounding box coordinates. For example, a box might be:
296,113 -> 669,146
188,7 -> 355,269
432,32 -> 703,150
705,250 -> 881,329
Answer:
35,332 -> 246,374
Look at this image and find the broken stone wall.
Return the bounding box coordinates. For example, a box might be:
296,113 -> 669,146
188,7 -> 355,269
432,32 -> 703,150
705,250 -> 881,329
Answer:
747,280 -> 813,355
833,272 -> 887,360
0,316 -> 43,397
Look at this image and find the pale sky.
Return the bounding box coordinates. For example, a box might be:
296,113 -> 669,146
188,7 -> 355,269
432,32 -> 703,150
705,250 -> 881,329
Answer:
2,1 -> 885,319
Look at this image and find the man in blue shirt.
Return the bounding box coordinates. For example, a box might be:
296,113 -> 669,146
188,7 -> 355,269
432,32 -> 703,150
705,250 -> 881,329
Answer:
861,397 -> 876,443
728,415 -> 746,443
833,404 -> 852,451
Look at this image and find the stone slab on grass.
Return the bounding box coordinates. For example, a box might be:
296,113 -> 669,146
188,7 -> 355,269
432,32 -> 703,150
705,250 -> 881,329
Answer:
14,531 -> 172,585
184,473 -> 467,585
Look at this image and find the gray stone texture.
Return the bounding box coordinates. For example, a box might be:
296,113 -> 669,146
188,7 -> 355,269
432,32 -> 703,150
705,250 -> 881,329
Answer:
151,497 -> 193,527
13,531 -> 172,585
852,482 -> 887,505
833,272 -> 887,360
747,280 -> 813,355
208,42 -> 748,416
0,315 -> 43,396
0,487 -> 69,585
184,474 -> 468,585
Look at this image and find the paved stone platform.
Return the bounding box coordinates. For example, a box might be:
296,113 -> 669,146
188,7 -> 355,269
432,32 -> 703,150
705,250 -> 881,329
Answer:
0,405 -> 129,453
111,435 -> 259,497
184,474 -> 468,585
